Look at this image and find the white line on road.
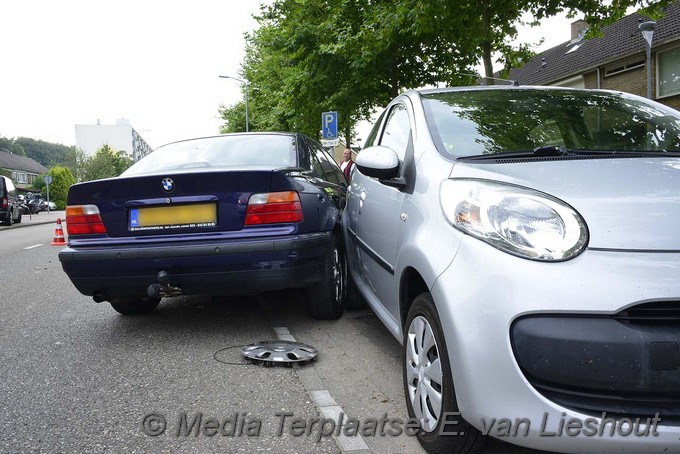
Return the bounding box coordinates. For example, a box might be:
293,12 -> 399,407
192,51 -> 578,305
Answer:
23,244 -> 44,250
271,324 -> 371,453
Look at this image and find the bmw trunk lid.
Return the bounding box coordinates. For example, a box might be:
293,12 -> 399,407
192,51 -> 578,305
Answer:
66,169 -> 296,237
452,157 -> 680,251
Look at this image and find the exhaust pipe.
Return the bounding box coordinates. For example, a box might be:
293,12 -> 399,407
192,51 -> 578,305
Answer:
147,270 -> 183,299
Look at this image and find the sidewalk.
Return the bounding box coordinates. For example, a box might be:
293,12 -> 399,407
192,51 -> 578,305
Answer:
0,210 -> 66,230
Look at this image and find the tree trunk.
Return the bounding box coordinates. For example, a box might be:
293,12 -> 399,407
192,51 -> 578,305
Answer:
481,6 -> 494,85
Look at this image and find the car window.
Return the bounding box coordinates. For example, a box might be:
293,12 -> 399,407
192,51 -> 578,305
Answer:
363,110 -> 386,149
319,146 -> 347,185
123,134 -> 298,176
309,148 -> 325,178
422,89 -> 680,157
379,104 -> 411,160
4,177 -> 16,194
0,176 -> 5,192
297,137 -> 312,171
309,141 -> 342,185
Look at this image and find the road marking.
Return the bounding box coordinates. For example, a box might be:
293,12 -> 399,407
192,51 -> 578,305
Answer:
273,326 -> 297,342
270,323 -> 371,453
24,244 -> 44,250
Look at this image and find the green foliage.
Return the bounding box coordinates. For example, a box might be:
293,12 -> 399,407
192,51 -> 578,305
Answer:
221,0 -> 673,140
32,175 -> 46,192
0,137 -> 26,156
0,167 -> 11,178
497,42 -> 540,80
13,137 -> 75,167
46,167 -> 75,210
219,101 -> 250,133
82,145 -> 133,181
225,0 -> 479,143
64,148 -> 89,183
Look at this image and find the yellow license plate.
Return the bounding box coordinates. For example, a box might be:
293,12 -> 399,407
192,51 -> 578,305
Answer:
129,203 -> 217,231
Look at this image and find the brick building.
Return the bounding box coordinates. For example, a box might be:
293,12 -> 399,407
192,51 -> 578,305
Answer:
508,4 -> 680,110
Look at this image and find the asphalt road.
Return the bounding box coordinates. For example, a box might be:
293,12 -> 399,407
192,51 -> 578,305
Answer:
0,223 -> 548,454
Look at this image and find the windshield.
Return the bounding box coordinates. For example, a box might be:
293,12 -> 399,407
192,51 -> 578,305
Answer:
422,89 -> 680,157
123,134 -> 298,176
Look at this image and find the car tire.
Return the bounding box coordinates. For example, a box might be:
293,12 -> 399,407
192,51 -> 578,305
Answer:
15,211 -> 22,224
403,292 -> 484,454
306,235 -> 345,320
109,297 -> 161,315
4,211 -> 13,226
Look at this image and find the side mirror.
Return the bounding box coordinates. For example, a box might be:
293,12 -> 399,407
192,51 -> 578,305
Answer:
355,146 -> 400,180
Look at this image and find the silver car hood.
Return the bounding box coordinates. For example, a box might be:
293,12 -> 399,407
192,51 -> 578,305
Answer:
451,157 -> 680,251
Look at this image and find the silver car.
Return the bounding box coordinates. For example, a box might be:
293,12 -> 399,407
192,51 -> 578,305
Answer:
343,86 -> 680,453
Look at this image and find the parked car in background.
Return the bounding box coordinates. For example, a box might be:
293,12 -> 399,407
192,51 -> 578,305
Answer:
59,132 -> 350,317
344,86 -> 680,453
0,175 -> 22,225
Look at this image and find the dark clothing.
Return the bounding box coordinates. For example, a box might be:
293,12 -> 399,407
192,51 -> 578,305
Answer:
342,160 -> 354,181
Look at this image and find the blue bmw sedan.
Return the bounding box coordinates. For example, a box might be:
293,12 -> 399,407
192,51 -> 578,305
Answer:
59,132 -> 349,318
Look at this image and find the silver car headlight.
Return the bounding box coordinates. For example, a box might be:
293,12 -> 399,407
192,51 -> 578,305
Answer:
440,179 -> 588,261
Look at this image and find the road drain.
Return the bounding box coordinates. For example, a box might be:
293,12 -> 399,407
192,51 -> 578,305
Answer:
240,340 -> 318,367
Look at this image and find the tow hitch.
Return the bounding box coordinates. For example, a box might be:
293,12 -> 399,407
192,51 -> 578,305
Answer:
147,270 -> 183,298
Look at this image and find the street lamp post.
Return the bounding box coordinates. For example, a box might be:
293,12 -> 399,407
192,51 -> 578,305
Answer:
639,20 -> 656,99
219,75 -> 249,132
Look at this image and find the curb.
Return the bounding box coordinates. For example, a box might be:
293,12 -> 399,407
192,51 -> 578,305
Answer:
0,212 -> 66,230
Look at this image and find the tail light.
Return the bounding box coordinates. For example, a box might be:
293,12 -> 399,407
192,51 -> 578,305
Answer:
245,191 -> 304,225
66,205 -> 107,235
1,197 -> 6,209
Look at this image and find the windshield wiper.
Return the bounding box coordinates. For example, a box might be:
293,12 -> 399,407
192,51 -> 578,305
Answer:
460,146 -> 599,161
459,146 -> 680,161
532,145 -> 572,156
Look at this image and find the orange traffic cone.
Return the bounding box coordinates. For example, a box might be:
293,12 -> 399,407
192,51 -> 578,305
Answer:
51,218 -> 66,246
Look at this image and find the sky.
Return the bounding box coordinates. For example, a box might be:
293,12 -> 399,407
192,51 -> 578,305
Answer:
0,1 -> 574,150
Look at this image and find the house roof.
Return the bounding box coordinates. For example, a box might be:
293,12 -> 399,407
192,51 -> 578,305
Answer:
0,150 -> 49,175
508,3 -> 680,86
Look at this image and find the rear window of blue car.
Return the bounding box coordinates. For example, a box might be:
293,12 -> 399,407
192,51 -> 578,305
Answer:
123,134 -> 298,176
422,88 -> 680,157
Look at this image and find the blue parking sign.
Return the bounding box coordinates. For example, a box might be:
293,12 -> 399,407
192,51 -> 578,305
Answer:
322,111 -> 338,139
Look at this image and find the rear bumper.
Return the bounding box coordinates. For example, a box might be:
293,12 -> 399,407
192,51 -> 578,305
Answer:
59,231 -> 332,297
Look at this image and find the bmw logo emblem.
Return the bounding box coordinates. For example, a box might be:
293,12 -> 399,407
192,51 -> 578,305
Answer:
161,178 -> 174,193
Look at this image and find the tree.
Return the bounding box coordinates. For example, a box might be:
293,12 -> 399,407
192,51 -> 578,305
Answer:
221,0 -> 672,148
64,148 -> 89,183
0,137 -> 26,156
82,145 -> 133,181
219,101 -> 249,133
221,0 -> 478,144
45,167 -> 75,210
394,0 -> 674,83
13,137 -> 74,167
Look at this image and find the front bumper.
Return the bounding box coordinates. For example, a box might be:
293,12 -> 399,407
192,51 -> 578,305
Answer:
432,235 -> 680,453
59,231 -> 332,298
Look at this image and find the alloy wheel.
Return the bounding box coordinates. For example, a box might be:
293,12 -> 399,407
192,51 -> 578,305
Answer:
332,246 -> 344,306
